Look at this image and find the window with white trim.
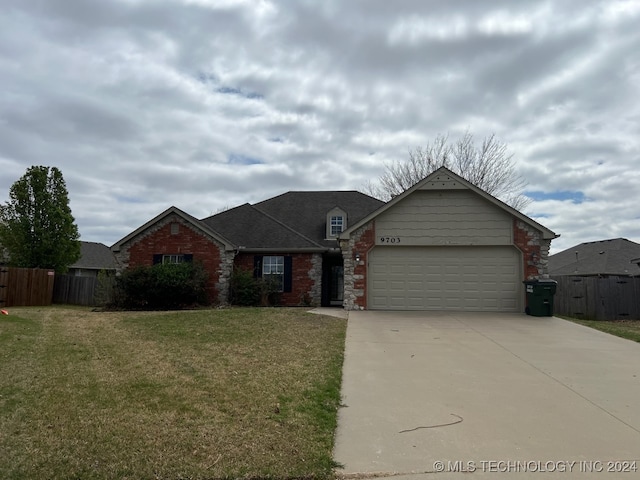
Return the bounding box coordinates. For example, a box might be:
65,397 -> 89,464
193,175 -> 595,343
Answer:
326,207 -> 347,239
330,215 -> 344,236
262,256 -> 284,291
163,254 -> 185,264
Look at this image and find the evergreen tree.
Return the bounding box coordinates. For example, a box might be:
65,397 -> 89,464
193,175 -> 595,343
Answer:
0,166 -> 80,272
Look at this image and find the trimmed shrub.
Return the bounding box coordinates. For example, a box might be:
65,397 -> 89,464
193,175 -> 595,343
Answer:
94,269 -> 116,307
112,262 -> 209,310
229,267 -> 260,306
229,268 -> 282,306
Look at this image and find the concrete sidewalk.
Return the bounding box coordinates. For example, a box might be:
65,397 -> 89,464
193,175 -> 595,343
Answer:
333,311 -> 640,478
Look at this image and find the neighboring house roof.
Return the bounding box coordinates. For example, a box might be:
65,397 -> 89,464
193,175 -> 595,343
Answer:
340,166 -> 558,241
548,238 -> 640,276
70,241 -> 121,271
111,206 -> 236,252
202,191 -> 384,251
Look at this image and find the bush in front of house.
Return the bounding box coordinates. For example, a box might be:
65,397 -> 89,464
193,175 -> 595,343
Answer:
112,262 -> 209,310
229,267 -> 261,306
94,269 -> 117,307
229,267 -> 282,306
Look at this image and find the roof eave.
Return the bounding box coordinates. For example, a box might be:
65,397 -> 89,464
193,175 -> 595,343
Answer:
236,247 -> 328,253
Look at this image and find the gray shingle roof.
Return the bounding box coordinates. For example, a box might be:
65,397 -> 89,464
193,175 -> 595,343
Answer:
254,191 -> 384,248
201,191 -> 384,251
71,241 -> 120,270
201,203 -> 322,250
548,238 -> 640,277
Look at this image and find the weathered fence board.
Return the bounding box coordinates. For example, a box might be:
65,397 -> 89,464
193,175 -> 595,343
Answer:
53,275 -> 98,306
553,275 -> 640,320
0,268 -> 8,308
0,267 -> 55,307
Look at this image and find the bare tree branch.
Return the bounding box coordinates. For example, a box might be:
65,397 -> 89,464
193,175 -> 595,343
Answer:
363,131 -> 530,211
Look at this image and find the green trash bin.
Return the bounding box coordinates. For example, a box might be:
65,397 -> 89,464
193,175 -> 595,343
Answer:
523,279 -> 557,316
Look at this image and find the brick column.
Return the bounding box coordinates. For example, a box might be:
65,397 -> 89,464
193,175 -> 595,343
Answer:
341,222 -> 375,310
513,219 -> 549,280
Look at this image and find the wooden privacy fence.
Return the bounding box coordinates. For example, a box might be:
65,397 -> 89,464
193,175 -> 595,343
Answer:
0,267 -> 55,307
552,275 -> 640,320
53,275 -> 97,306
52,274 -> 116,306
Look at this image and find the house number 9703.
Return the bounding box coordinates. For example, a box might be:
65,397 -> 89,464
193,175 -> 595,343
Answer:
380,236 -> 401,244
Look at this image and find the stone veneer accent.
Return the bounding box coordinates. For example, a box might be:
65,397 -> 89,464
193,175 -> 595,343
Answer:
112,214 -> 232,305
308,253 -> 322,305
340,222 -> 376,310
218,251 -> 235,305
513,219 -> 551,280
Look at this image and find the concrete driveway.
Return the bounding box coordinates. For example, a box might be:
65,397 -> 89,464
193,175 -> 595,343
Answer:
333,311 -> 640,479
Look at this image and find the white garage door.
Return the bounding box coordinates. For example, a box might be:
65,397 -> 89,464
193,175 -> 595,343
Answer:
368,246 -> 522,311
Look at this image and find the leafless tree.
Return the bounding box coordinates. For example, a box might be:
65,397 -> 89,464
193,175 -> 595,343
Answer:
364,132 -> 530,211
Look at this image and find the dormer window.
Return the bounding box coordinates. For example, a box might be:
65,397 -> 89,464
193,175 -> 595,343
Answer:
326,207 -> 347,239
330,216 -> 344,236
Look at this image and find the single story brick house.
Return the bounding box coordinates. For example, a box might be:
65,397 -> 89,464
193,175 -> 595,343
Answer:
111,167 -> 558,311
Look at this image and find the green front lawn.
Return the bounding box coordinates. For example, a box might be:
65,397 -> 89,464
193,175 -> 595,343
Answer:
562,317 -> 640,343
0,307 -> 346,480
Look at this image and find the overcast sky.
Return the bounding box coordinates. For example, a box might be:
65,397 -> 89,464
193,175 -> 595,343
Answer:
1,0 -> 639,254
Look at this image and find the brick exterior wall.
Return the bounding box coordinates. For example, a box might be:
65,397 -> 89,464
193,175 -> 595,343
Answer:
113,214 -> 232,304
513,219 -> 551,280
341,221 -> 376,310
234,252 -> 322,306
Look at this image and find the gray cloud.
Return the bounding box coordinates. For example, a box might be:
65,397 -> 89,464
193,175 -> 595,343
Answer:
1,0 -> 639,255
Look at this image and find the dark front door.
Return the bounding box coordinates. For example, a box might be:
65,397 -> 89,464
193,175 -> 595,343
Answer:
321,254 -> 344,307
330,265 -> 344,305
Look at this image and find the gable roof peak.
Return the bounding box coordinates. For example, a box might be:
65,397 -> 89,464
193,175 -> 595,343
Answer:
341,167 -> 558,240
111,205 -> 235,251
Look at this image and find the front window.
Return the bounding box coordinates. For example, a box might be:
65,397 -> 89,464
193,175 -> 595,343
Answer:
262,256 -> 284,291
163,254 -> 185,264
330,216 -> 344,236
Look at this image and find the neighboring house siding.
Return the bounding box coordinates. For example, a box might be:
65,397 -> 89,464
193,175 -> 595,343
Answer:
113,215 -> 229,304
68,268 -> 99,278
375,190 -> 513,246
234,252 -> 322,306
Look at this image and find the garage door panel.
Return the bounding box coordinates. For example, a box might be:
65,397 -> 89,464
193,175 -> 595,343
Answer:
370,265 -> 388,275
368,246 -> 521,312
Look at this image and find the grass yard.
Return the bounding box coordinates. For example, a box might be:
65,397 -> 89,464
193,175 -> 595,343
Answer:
563,317 -> 640,343
0,307 -> 347,480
